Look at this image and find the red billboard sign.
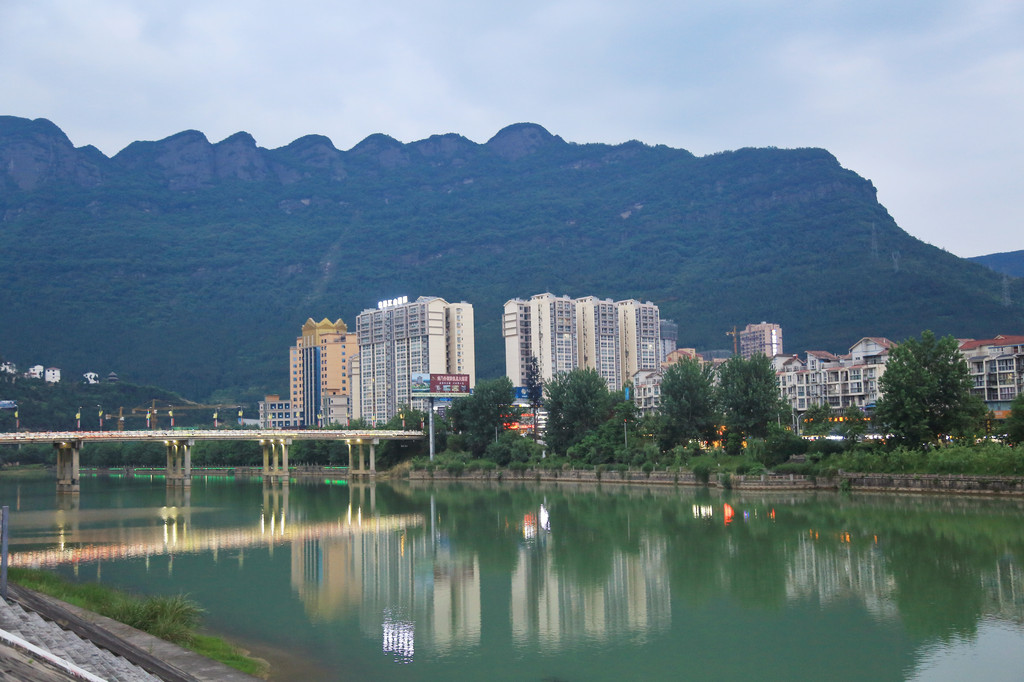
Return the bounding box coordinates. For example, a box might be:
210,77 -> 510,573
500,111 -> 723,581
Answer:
430,373 -> 470,395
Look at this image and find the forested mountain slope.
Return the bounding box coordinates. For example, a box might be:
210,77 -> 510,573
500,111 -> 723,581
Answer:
971,250 -> 1024,279
1,116 -> 1020,400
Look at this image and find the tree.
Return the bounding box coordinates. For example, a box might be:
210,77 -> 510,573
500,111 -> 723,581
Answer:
543,368 -> 613,456
1005,393 -> 1024,446
874,330 -> 986,448
801,402 -> 834,437
523,355 -> 544,437
448,377 -> 519,457
658,358 -> 718,450
717,354 -> 786,444
836,404 -> 868,443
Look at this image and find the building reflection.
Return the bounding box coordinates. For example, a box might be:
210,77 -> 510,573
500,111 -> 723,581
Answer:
785,533 -> 899,622
290,503 -> 482,659
511,532 -> 671,650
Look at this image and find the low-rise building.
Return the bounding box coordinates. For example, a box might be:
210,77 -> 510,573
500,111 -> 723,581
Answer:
776,339 -> 892,417
960,335 -> 1024,415
632,369 -> 663,415
259,394 -> 295,429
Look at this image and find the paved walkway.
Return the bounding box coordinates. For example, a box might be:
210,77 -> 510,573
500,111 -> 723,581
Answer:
0,585 -> 263,681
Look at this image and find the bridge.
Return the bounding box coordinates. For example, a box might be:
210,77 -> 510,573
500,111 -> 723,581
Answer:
0,429 -> 424,492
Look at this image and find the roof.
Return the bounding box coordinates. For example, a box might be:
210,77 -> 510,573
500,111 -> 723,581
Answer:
959,335 -> 1024,351
851,336 -> 895,350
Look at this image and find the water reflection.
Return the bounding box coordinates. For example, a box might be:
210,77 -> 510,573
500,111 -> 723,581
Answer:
10,481 -> 424,571
4,477 -> 1024,679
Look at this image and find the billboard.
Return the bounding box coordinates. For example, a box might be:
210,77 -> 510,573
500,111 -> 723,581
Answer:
0,400 -> 17,410
411,373 -> 470,397
431,373 -> 470,395
411,373 -> 431,395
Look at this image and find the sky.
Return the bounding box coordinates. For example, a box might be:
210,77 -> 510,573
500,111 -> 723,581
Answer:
1,0 -> 1021,258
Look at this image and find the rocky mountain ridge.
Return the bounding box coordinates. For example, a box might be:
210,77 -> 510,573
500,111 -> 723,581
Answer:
0,115 -> 1019,400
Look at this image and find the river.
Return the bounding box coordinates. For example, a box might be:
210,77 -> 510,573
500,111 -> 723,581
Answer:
2,473 -> 1024,681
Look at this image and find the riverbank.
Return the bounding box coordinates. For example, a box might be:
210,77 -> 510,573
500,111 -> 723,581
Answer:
6,568 -> 267,679
409,467 -> 1024,495
1,581 -> 264,681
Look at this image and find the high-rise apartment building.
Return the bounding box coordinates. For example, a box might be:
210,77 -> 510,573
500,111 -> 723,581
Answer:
617,299 -> 661,381
503,294 -> 578,385
575,296 -> 621,391
502,299 -> 533,388
290,318 -> 358,426
504,293 -> 660,392
659,319 -> 679,363
739,322 -> 783,359
353,296 -> 475,426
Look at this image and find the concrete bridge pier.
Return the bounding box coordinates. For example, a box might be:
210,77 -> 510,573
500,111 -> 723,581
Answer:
165,439 -> 193,487
54,440 -> 82,493
261,438 -> 291,481
347,438 -> 378,477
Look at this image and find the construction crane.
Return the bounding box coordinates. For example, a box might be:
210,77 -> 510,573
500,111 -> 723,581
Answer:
130,400 -> 241,429
727,326 -> 739,357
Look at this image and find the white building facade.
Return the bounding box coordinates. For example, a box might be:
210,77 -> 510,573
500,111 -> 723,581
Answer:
960,335 -> 1024,415
503,293 -> 661,393
354,296 -> 475,426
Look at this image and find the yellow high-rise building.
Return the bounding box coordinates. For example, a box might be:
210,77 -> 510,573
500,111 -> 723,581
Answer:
290,318 -> 358,427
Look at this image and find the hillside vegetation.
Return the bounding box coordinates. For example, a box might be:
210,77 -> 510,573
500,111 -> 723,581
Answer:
1,116 -> 1021,400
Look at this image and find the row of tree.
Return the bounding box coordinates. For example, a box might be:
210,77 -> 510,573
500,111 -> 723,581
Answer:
446,352 -> 792,466
442,331 -> 1024,468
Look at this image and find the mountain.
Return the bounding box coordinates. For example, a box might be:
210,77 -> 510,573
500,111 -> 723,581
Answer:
970,250 -> 1024,279
1,115 -> 1021,401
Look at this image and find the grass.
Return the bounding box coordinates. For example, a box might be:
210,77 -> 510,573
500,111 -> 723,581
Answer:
0,464 -> 51,479
8,567 -> 267,677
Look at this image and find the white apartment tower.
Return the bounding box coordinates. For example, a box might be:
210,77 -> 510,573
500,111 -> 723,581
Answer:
504,293 -> 660,392
354,296 -> 475,426
575,296 -> 622,391
617,299 -> 661,382
503,294 -> 578,385
503,299 -> 533,387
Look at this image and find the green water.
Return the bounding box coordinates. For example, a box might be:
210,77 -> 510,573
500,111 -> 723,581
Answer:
2,474 -> 1024,681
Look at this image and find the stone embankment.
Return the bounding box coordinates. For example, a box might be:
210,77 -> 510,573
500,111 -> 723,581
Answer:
409,468 -> 1024,495
0,584 -> 261,682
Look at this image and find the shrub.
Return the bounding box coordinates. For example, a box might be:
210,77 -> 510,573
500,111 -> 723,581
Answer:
466,459 -> 497,472
690,456 -> 715,485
